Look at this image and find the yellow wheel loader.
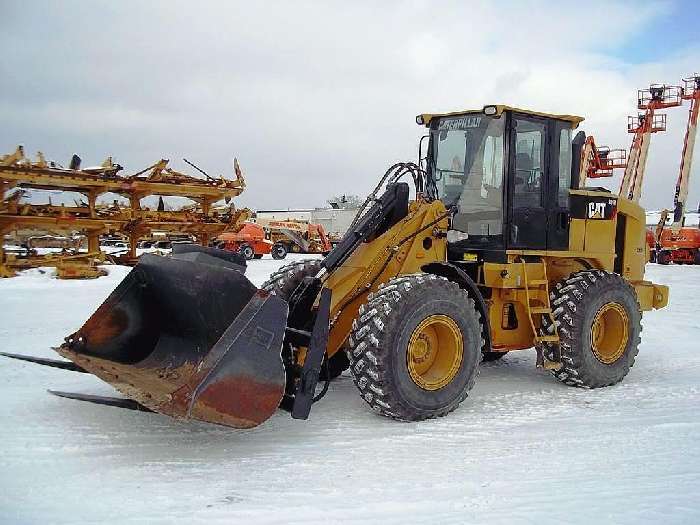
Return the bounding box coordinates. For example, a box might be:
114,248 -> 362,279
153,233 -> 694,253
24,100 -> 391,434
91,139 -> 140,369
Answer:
3,105 -> 669,428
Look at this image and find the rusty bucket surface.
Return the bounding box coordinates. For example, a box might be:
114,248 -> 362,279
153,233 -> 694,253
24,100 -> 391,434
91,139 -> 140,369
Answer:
57,253 -> 288,428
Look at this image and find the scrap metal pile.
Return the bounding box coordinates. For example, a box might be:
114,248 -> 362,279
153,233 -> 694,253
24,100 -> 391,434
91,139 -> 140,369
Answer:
0,146 -> 249,277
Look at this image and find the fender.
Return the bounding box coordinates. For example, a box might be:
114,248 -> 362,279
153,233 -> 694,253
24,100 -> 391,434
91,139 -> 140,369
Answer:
421,262 -> 492,352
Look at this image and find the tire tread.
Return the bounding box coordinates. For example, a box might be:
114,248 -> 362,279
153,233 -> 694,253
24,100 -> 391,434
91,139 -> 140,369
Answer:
347,273 -> 483,421
543,270 -> 641,388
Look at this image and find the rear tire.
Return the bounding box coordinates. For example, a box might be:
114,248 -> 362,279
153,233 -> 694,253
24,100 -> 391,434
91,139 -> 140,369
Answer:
271,242 -> 288,260
658,250 -> 672,265
542,270 -> 641,388
239,244 -> 254,260
262,259 -> 347,380
347,274 -> 482,421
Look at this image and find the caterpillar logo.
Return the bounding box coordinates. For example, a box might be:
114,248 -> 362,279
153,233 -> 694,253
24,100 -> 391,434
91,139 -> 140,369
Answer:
587,202 -> 607,219
571,194 -> 617,220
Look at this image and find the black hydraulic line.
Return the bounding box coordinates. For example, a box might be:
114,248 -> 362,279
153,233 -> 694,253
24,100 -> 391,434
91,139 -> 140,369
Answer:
348,162 -> 429,234
348,165 -> 401,232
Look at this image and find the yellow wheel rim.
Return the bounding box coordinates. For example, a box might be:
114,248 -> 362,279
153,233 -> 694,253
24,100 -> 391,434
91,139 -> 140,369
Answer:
407,315 -> 463,391
590,303 -> 629,364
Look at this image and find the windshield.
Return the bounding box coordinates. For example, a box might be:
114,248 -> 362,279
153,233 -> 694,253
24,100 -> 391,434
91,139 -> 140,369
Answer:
430,114 -> 505,240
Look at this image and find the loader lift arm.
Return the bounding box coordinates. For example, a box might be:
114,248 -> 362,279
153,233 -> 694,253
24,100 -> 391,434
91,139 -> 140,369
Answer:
321,181 -> 410,272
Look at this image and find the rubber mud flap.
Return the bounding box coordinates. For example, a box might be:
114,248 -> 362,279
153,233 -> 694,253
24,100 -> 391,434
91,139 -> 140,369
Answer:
56,254 -> 288,429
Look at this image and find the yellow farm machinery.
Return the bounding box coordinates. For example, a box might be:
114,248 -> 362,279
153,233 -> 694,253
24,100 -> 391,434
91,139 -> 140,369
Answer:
1,148 -> 248,277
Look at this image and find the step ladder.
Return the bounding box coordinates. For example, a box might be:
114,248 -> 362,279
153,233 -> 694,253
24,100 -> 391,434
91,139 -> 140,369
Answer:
520,259 -> 561,370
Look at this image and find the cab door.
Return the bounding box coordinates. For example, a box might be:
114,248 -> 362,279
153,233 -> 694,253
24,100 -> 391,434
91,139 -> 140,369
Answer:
507,114 -> 549,249
546,123 -> 573,250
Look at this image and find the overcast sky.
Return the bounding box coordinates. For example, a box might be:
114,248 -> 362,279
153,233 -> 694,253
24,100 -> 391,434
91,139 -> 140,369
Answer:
1,0 -> 698,211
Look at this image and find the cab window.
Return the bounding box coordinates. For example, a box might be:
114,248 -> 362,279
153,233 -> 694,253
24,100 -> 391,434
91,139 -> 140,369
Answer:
558,127 -> 572,206
431,115 -> 505,241
513,119 -> 545,209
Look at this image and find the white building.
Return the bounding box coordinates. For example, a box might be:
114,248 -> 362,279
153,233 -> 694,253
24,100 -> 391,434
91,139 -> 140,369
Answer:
254,207 -> 359,237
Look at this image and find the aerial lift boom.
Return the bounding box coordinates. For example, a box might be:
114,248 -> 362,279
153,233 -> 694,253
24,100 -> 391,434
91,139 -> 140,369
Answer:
671,74 -> 700,230
578,135 -> 627,188
620,84 -> 682,202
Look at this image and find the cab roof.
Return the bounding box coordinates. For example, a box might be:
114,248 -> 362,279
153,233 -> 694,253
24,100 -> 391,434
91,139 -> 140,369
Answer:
416,105 -> 584,128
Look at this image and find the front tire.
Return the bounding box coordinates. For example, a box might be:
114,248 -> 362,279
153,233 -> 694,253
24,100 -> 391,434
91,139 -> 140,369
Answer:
271,242 -> 288,260
658,250 -> 672,265
347,274 -> 482,421
543,270 -> 641,388
239,244 -> 254,260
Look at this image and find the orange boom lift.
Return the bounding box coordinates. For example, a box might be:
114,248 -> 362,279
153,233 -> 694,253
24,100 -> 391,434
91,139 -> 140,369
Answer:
652,75 -> 700,265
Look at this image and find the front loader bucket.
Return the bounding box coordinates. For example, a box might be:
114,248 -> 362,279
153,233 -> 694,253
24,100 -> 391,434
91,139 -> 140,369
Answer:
56,254 -> 288,428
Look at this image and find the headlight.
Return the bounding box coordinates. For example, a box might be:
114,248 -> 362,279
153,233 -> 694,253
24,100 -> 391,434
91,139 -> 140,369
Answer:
483,105 -> 497,116
415,115 -> 425,125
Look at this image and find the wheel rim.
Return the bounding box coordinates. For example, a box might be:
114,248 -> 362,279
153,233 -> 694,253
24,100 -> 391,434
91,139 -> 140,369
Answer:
407,315 -> 463,390
590,302 -> 629,364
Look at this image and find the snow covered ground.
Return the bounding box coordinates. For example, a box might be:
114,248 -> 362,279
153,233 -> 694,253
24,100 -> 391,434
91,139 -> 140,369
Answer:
1,256 -> 699,524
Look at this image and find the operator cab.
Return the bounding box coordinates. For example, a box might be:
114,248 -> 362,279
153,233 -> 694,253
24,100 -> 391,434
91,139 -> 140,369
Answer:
419,105 -> 583,262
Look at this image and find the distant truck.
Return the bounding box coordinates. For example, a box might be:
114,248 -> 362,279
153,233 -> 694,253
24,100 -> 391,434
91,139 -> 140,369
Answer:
647,225 -> 700,265
215,223 -> 278,260
263,220 -> 332,256
215,220 -> 333,260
